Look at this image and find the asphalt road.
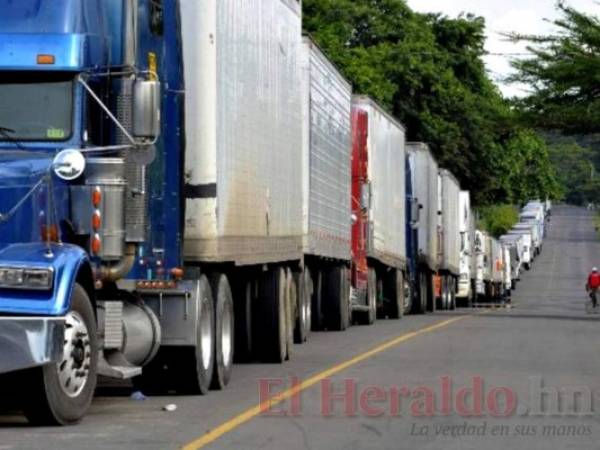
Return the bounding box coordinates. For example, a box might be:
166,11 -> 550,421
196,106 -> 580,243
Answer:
1,205 -> 599,450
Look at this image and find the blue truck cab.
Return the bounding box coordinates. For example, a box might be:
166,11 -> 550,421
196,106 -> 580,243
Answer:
0,0 -> 196,425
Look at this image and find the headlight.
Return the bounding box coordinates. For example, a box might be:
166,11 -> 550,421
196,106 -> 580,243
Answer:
0,267 -> 54,290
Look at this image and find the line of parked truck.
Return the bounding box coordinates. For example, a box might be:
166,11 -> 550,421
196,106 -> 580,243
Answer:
0,0 -> 551,426
459,199 -> 551,307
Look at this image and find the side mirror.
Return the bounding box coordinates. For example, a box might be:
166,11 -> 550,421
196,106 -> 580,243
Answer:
133,80 -> 161,140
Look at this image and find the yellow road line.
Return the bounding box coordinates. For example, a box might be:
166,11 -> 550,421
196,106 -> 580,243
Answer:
181,314 -> 471,450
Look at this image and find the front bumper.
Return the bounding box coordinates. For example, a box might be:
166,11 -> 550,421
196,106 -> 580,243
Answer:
0,317 -> 65,374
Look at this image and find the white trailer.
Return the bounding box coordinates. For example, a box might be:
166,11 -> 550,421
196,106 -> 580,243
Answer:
300,37 -> 353,333
500,234 -> 524,283
407,142 -> 440,312
178,0 -> 304,366
474,230 -> 491,298
353,96 -> 408,320
438,169 -> 461,309
353,97 -> 407,271
183,0 -> 303,264
521,206 -> 545,243
457,191 -> 474,305
513,222 -> 541,257
507,229 -> 533,270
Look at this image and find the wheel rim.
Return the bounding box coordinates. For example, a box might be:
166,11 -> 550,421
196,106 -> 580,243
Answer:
221,301 -> 233,366
200,297 -> 213,371
57,311 -> 92,398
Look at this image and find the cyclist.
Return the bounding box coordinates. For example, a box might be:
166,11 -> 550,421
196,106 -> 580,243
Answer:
586,267 -> 600,308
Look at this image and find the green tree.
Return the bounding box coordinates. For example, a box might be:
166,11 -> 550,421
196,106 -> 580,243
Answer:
508,3 -> 600,134
478,205 -> 520,238
303,0 -> 558,205
548,141 -> 599,205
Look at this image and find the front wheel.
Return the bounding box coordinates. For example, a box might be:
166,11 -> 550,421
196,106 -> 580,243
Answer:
22,284 -> 98,426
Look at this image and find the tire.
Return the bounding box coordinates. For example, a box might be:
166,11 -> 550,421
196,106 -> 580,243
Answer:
284,269 -> 295,360
311,269 -> 324,331
367,268 -> 377,324
209,274 -> 234,390
294,269 -> 311,343
401,271 -> 411,316
232,277 -> 253,362
386,270 -> 405,319
343,267 -> 352,328
412,272 -> 427,315
467,280 -> 475,308
355,268 -> 376,325
376,274 -> 385,319
323,266 -> 350,331
427,272 -> 436,313
22,284 -> 98,426
176,275 -> 215,395
441,276 -> 450,310
258,267 -> 287,363
449,277 -> 457,310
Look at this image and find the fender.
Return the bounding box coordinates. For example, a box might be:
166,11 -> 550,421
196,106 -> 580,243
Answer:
0,243 -> 92,316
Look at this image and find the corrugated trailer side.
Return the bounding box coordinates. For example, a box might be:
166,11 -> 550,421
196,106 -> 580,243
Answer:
182,0 -> 303,265
299,37 -> 353,333
353,96 -> 407,270
301,37 -> 352,261
407,143 -> 439,272
440,169 -> 461,275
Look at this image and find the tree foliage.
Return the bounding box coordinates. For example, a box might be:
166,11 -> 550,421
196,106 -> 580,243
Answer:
508,3 -> 600,134
303,0 -> 558,205
548,140 -> 600,205
478,205 -> 520,238
508,3 -> 600,204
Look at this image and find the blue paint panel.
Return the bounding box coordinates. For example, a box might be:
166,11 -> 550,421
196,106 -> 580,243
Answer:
128,0 -> 185,279
0,34 -> 89,71
0,0 -> 186,298
0,0 -> 110,69
0,243 -> 90,316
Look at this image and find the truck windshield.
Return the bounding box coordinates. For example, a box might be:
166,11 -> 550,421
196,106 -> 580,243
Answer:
0,73 -> 74,142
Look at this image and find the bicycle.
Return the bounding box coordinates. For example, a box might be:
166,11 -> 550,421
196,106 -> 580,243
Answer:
585,289 -> 600,314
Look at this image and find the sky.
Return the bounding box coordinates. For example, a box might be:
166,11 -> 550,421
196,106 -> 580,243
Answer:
406,0 -> 598,97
